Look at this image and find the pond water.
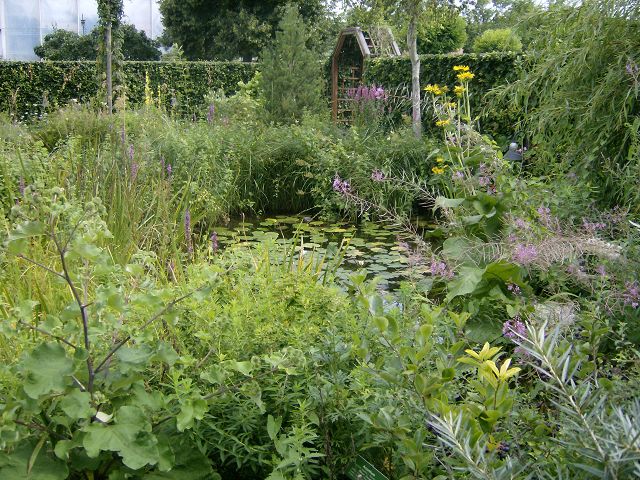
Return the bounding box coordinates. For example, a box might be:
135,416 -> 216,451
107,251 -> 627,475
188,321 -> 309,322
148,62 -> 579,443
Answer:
212,215 -> 435,291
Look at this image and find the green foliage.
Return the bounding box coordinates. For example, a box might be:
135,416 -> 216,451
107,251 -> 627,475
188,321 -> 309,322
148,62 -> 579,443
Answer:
365,52 -> 524,136
258,4 -> 325,123
0,61 -> 257,120
496,0 -> 640,212
159,0 -> 326,60
416,9 -> 468,54
473,28 -> 522,52
34,25 -> 161,61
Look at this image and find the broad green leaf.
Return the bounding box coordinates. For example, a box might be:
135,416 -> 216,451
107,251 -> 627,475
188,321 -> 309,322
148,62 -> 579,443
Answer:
59,390 -> 95,420
82,406 -> 159,470
267,415 -> 282,441
176,398 -> 207,432
442,237 -> 472,261
434,196 -> 465,210
0,442 -> 68,479
116,346 -> 153,373
445,267 -> 484,301
21,343 -> 74,399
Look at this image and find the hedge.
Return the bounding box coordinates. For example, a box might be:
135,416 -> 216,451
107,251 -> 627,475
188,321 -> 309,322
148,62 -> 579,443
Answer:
0,61 -> 258,120
364,52 -> 525,136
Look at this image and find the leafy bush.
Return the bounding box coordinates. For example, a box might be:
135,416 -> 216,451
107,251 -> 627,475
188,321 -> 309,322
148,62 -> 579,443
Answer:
473,28 -> 523,53
0,61 -> 257,120
416,9 -> 467,54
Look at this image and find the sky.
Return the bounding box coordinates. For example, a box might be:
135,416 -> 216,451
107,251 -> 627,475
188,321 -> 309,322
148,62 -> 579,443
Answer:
1,0 -> 163,60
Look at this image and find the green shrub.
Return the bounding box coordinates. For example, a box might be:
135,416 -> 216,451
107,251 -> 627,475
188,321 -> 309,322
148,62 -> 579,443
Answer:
0,61 -> 257,120
416,11 -> 467,54
473,28 -> 523,53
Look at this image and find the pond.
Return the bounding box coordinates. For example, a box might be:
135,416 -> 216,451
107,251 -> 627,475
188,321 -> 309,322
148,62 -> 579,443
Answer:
212,215 -> 435,291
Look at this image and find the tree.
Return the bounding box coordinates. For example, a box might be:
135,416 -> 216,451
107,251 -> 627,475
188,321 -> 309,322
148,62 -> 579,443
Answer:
97,0 -> 124,113
34,30 -> 96,60
472,28 -> 522,52
34,25 -> 161,61
258,4 -> 324,123
159,0 -> 325,61
415,8 -> 467,54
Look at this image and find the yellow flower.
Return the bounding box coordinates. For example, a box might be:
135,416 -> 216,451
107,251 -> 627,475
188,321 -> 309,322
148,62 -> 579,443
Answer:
454,85 -> 466,97
424,84 -> 444,95
435,119 -> 451,127
432,166 -> 445,175
457,71 -> 475,82
446,102 -> 457,109
453,65 -> 470,72
436,157 -> 444,163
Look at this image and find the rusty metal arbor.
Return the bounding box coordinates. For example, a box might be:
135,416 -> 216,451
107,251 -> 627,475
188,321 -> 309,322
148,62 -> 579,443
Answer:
331,27 -> 401,124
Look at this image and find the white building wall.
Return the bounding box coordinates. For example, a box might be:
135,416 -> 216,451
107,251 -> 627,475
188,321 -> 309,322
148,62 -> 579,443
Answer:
0,0 -> 163,60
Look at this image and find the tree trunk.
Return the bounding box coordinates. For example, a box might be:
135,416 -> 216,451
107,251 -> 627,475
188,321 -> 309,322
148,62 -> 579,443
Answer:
106,23 -> 113,114
407,15 -> 421,138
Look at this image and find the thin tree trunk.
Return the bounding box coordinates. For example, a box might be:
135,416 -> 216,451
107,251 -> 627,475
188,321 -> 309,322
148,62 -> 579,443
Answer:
408,15 -> 421,138
106,23 -> 113,114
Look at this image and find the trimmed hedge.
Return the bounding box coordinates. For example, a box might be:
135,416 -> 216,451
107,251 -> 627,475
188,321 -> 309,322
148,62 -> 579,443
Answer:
0,61 -> 258,120
364,52 -> 524,135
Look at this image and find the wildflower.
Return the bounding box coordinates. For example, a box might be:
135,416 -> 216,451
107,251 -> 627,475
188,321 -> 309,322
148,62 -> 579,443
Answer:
332,175 -> 351,195
512,244 -> 538,265
623,281 -> 639,308
430,258 -> 454,279
371,169 -> 386,182
207,104 -> 215,123
435,119 -> 451,127
478,176 -> 492,187
503,316 -> 526,339
452,170 -> 465,181
166,164 -> 172,176
454,85 -> 465,97
582,218 -> 606,235
436,157 -> 444,163
453,65 -> 470,72
432,166 -> 445,175
184,209 -> 193,255
595,265 -> 607,277
457,71 -> 475,82
424,84 -> 444,95
446,102 -> 457,109
128,144 -> 134,161
210,232 -> 218,253
507,283 -> 521,295
131,162 -> 139,183
513,218 -> 529,230
19,177 -> 25,196
537,205 -> 555,229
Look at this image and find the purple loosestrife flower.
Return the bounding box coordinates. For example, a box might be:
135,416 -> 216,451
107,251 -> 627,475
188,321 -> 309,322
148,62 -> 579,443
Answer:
210,232 -> 219,253
207,104 -> 215,124
19,177 -> 25,196
478,176 -> 491,187
503,316 -> 527,340
371,169 -> 386,182
582,218 -> 606,235
131,162 -> 139,183
623,281 -> 639,308
332,175 -> 351,195
507,283 -> 521,295
167,164 -> 172,177
537,205 -> 554,228
184,209 -> 193,255
128,144 -> 135,161
430,258 -> 454,280
595,265 -> 607,277
513,244 -> 538,265
452,170 -> 465,181
513,218 -> 529,230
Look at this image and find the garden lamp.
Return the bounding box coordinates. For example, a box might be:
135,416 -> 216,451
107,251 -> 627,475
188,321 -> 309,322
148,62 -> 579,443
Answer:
504,142 -> 523,161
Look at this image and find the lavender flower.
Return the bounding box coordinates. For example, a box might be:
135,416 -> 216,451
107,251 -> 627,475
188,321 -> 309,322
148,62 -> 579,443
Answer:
332,175 -> 351,195
210,232 -> 218,253
371,169 -> 386,182
623,281 -> 639,308
207,104 -> 215,124
512,244 -> 538,265
452,170 -> 465,181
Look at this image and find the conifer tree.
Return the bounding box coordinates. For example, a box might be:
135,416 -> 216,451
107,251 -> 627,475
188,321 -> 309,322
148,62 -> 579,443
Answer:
259,4 -> 325,123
